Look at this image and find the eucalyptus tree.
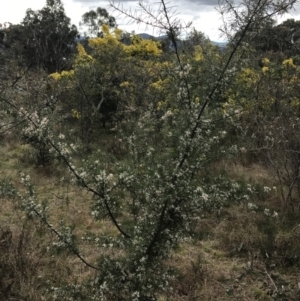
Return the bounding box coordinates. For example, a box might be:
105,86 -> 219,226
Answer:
8,0 -> 78,73
255,18 -> 300,55
81,7 -> 117,37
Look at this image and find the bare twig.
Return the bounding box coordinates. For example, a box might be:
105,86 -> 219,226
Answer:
264,268 -> 278,294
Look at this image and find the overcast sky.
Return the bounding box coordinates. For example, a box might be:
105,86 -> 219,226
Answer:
1,0 -> 300,42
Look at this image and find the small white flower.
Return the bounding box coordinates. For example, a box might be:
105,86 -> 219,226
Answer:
202,193 -> 209,201
161,110 -> 173,120
140,256 -> 146,263
106,174 -> 114,181
58,133 -> 65,140
247,202 -> 258,211
240,147 -> 247,153
79,172 -> 87,178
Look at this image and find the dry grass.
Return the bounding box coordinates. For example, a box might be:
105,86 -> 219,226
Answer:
1,133 -> 300,300
163,206 -> 300,300
160,159 -> 300,301
0,135 -> 120,300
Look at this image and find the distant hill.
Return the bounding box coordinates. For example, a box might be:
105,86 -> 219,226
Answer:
137,33 -> 227,49
137,33 -> 154,40
211,41 -> 227,49
75,33 -> 227,50
137,33 -> 167,40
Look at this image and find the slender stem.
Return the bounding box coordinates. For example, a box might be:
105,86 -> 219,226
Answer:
31,206 -> 101,270
0,94 -> 131,239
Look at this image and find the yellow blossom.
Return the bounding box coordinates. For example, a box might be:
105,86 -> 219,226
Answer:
194,46 -> 203,61
125,36 -> 162,57
61,70 -> 75,78
71,109 -> 81,119
102,24 -> 110,36
151,79 -> 164,90
120,81 -> 131,88
75,43 -> 94,66
262,58 -> 270,65
291,97 -> 300,107
282,58 -> 295,68
49,72 -> 61,80
290,75 -> 298,83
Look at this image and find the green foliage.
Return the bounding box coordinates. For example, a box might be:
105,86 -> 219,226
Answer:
254,18 -> 300,56
6,0 -> 78,72
81,7 -> 117,37
0,178 -> 16,198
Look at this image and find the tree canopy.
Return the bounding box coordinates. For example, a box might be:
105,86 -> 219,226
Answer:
81,7 -> 117,37
6,0 -> 78,72
255,18 -> 300,55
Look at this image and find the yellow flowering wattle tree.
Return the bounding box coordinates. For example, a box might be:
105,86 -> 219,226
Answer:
49,24 -> 167,147
222,48 -> 300,208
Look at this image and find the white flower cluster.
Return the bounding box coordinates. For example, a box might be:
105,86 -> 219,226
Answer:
247,202 -> 258,211
161,110 -> 173,121
175,63 -> 192,78
263,186 -> 272,193
52,225 -> 74,249
264,208 -> 278,218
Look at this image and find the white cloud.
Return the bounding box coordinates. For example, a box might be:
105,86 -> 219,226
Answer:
1,0 -> 300,42
0,0 -> 225,41
0,0 -> 42,25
